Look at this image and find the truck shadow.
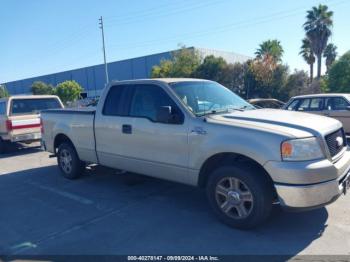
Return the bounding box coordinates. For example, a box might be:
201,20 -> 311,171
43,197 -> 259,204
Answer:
0,165 -> 328,256
0,143 -> 42,159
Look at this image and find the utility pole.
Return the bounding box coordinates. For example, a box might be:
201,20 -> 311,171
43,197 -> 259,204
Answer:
99,16 -> 109,86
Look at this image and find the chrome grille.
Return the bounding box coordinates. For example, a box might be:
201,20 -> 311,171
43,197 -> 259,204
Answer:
325,128 -> 346,157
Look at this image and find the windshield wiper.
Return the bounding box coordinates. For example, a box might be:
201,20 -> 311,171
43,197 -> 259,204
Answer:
198,107 -> 243,117
238,105 -> 252,110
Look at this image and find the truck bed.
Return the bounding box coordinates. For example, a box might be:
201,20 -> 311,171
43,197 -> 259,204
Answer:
41,107 -> 98,163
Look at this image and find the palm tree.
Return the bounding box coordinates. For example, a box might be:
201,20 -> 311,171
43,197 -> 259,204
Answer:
255,39 -> 284,63
323,43 -> 337,72
303,4 -> 333,79
299,38 -> 315,82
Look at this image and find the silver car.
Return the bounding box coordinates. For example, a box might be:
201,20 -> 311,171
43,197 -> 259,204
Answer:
284,94 -> 350,135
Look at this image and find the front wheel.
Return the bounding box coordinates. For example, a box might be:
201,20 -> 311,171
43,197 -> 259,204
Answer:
206,165 -> 273,229
57,143 -> 85,179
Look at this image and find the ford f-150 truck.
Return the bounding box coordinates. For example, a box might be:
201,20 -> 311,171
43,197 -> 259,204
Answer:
0,95 -> 63,153
41,79 -> 350,229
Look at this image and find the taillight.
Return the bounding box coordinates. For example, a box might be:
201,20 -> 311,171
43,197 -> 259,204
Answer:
40,118 -> 44,134
5,120 -> 12,131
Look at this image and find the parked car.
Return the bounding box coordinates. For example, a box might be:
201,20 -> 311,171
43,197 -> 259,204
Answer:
0,95 -> 63,153
41,79 -> 350,229
248,98 -> 285,109
283,94 -> 350,135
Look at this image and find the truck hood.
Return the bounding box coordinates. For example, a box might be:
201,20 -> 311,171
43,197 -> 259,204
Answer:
206,109 -> 342,138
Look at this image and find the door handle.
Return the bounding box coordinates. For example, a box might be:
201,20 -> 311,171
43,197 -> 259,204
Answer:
122,124 -> 132,134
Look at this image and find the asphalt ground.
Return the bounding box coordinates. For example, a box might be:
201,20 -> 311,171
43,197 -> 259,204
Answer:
0,142 -> 349,257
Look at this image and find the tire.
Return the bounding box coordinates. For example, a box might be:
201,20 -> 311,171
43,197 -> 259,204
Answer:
57,142 -> 85,179
206,164 -> 273,229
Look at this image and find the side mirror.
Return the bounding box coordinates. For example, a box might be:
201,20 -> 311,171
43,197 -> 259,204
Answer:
346,106 -> 350,111
156,106 -> 183,124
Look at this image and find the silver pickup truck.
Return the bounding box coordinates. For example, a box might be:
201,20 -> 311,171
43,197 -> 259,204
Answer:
41,78 -> 350,229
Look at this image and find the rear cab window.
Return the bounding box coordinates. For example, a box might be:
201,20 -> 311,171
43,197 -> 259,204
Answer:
103,85 -> 131,116
10,98 -> 62,115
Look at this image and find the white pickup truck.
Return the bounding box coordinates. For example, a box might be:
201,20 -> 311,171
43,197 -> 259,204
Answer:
41,79 -> 350,229
0,95 -> 63,153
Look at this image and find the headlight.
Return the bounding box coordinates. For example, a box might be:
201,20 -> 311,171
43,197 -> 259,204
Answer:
281,137 -> 324,161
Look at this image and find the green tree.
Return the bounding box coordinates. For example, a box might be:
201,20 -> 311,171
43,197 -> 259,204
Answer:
193,56 -> 250,95
55,80 -> 83,104
323,43 -> 337,72
255,39 -> 284,63
151,60 -> 173,78
151,46 -> 201,78
328,51 -> 350,93
31,81 -> 54,95
0,85 -> 9,98
303,4 -> 333,79
245,60 -> 289,100
299,38 -> 315,82
285,70 -> 309,97
193,55 -> 227,82
223,62 -> 248,95
270,64 -> 289,100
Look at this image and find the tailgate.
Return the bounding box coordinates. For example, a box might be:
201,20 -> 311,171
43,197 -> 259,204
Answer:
7,114 -> 42,141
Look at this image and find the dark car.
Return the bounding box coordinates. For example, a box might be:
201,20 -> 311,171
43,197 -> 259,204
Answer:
248,98 -> 285,109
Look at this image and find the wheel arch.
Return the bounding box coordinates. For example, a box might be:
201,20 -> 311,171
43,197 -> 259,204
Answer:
198,152 -> 275,191
54,133 -> 75,154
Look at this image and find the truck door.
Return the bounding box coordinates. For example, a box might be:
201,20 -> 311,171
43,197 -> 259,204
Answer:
95,83 -> 190,183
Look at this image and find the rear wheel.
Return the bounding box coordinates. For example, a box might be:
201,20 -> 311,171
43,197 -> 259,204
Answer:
206,164 -> 273,229
57,142 -> 85,179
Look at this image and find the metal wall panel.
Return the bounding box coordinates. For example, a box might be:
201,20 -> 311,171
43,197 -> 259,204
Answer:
71,68 -> 88,90
2,48 -> 250,97
131,57 -> 147,79
108,59 -> 133,81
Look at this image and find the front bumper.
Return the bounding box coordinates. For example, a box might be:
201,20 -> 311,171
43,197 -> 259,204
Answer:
265,149 -> 350,210
275,171 -> 350,210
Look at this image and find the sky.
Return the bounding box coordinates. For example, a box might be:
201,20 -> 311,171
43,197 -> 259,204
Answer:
1,0 -> 349,83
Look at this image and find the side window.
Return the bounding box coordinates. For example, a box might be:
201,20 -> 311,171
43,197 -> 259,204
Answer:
0,102 -> 6,115
129,84 -> 182,123
103,85 -> 127,116
286,99 -> 299,110
325,97 -> 349,111
296,99 -> 311,111
309,98 -> 324,111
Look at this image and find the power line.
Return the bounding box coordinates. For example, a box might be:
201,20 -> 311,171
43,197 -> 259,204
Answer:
104,0 -> 228,27
103,0 -> 187,21
107,0 -> 344,51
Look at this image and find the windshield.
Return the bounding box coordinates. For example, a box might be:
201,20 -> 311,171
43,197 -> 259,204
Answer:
11,98 -> 62,115
169,81 -> 255,116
